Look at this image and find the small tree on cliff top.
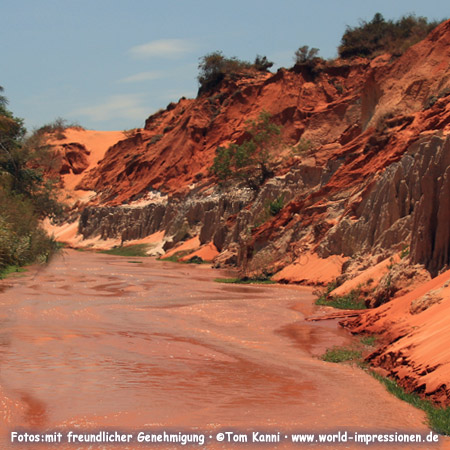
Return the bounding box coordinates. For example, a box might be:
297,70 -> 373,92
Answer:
211,111 -> 281,189
197,51 -> 273,94
338,13 -> 441,59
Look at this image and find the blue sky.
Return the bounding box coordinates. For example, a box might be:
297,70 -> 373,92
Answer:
1,0 -> 447,131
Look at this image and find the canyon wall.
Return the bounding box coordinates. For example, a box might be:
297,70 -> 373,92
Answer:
52,20 -> 450,281
45,20 -> 450,408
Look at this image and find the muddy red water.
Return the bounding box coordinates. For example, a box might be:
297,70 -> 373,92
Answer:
0,250 -> 446,449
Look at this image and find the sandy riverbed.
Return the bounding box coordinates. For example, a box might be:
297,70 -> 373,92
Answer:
0,250 -> 446,449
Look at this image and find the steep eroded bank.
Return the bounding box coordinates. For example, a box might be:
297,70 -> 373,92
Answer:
42,20 -> 450,410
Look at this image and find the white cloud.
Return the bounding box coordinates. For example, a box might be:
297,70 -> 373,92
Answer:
72,94 -> 149,122
129,38 -> 195,59
119,71 -> 164,83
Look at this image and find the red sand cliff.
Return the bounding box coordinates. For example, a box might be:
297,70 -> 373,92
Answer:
46,20 -> 450,406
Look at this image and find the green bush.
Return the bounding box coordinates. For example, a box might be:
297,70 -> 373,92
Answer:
100,244 -> 150,257
0,193 -> 59,271
198,52 -> 273,94
339,13 -> 441,59
294,45 -> 320,65
198,51 -> 252,93
214,277 -> 275,284
291,138 -> 312,155
0,86 -> 62,272
253,55 -> 274,71
33,117 -> 82,140
360,335 -> 377,346
211,111 -> 281,189
370,371 -> 450,435
267,195 -> 284,216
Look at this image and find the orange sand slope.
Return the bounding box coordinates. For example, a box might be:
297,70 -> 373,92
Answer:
273,252 -> 346,285
50,128 -> 125,202
344,269 -> 450,405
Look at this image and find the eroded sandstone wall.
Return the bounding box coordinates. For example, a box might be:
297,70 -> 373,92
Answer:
77,159 -> 327,257
316,134 -> 449,278
410,136 -> 450,275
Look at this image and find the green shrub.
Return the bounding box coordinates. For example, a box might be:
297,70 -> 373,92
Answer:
253,55 -> 274,71
0,265 -> 26,279
267,195 -> 284,216
158,250 -> 192,263
123,128 -> 139,139
198,51 -> 253,93
149,134 -> 163,145
185,255 -> 204,264
198,52 -> 274,94
291,138 -> 312,155
211,111 -> 281,189
0,194 -> 59,271
0,87 -> 63,272
339,13 -> 441,59
400,245 -> 410,259
294,45 -> 320,65
360,335 -> 377,346
33,117 -> 83,140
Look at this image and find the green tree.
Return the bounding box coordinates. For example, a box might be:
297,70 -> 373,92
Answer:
197,51 -> 252,93
294,45 -> 320,65
253,55 -> 274,71
197,52 -> 274,94
338,13 -> 441,59
0,86 -> 62,272
211,111 -> 281,189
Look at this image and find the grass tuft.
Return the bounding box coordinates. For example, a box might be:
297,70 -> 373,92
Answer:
321,342 -> 450,435
369,371 -> 450,435
316,287 -> 366,309
158,251 -> 211,264
0,265 -> 27,279
360,335 -> 377,346
321,346 -> 362,363
100,244 -> 149,257
214,277 -> 276,284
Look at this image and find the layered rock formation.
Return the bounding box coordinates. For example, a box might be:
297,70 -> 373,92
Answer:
46,20 -> 450,279
410,136 -> 450,276
318,134 -> 450,277
45,20 -> 450,405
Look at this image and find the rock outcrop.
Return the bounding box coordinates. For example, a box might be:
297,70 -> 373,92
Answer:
59,143 -> 90,175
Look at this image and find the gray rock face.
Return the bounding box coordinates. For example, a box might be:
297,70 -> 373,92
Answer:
77,133 -> 450,276
410,136 -> 450,276
319,153 -> 415,257
77,160 -> 326,262
319,134 -> 450,276
79,203 -> 167,241
79,189 -> 253,248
